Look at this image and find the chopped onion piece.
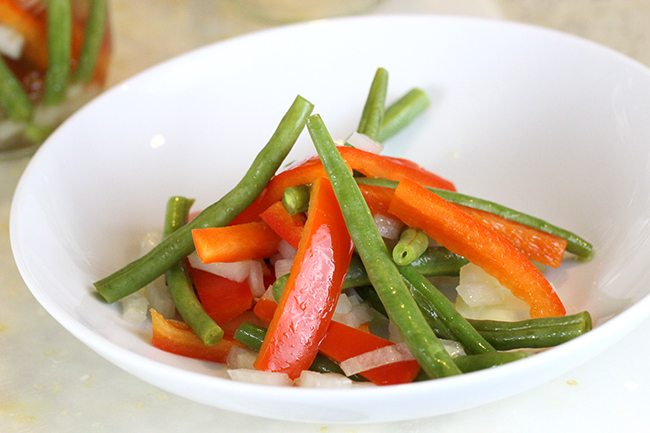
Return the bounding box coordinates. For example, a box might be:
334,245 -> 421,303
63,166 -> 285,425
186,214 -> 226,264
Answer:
0,24 -> 25,59
121,291 -> 149,324
274,258 -> 293,278
440,339 -> 466,358
374,214 -> 403,240
334,303 -> 372,328
455,296 -> 530,321
187,252 -> 252,283
456,263 -> 528,309
277,240 -> 297,259
145,277 -> 175,319
259,284 -> 275,300
346,132 -> 384,154
334,294 -> 353,315
227,369 -> 292,386
248,260 -> 265,298
294,371 -> 352,388
345,288 -> 364,306
388,320 -> 404,343
339,342 -> 415,377
226,347 -> 258,370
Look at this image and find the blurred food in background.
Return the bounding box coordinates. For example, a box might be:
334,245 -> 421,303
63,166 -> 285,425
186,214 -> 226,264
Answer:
0,0 -> 110,158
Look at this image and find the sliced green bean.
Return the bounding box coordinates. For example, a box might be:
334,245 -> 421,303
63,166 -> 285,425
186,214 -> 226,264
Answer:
94,95 -> 314,303
469,311 -> 592,350
233,323 -> 364,380
399,265 -> 494,354
356,177 -> 593,259
271,273 -> 289,303
378,88 -> 430,142
0,57 -> 33,122
44,0 -> 72,105
282,185 -> 310,215
307,114 -> 460,378
163,196 -> 223,345
74,0 -> 108,83
454,352 -> 528,373
409,246 -> 468,276
357,67 -> 388,140
392,228 -> 429,266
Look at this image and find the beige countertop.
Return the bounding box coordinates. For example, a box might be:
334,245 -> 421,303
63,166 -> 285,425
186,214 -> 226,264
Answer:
2,1 -> 650,432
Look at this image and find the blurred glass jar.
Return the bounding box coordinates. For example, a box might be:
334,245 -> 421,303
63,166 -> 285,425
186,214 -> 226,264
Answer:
234,0 -> 381,23
0,0 -> 111,159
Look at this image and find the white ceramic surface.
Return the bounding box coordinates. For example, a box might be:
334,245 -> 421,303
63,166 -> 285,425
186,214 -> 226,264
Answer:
10,16 -> 650,423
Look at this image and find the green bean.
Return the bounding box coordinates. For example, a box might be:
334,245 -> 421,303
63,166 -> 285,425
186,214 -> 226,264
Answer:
392,228 -> 429,266
282,185 -> 310,215
454,352 -> 528,373
0,57 -> 33,122
307,114 -> 460,378
44,0 -> 72,105
378,88 -> 430,142
469,311 -> 592,350
356,177 -> 593,259
94,95 -> 314,303
271,274 -> 289,303
234,323 -> 365,380
399,265 -> 494,354
163,196 -> 223,345
357,67 -> 388,140
409,246 -> 468,276
74,0 -> 108,83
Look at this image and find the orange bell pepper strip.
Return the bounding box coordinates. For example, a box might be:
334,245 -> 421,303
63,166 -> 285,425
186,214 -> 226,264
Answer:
319,321 -> 421,385
188,267 -> 253,325
388,180 -> 566,318
0,0 -> 48,70
192,221 -> 280,263
259,201 -> 306,248
462,207 -> 567,268
361,183 -> 567,268
338,146 -> 456,191
150,309 -> 239,363
252,298 -> 277,323
254,178 -> 353,379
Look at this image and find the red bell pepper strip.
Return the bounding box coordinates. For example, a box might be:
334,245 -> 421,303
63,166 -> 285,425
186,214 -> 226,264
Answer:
259,201 -> 306,248
338,146 -> 456,191
150,309 -> 239,363
463,207 -> 567,268
192,221 -> 280,263
388,180 -> 566,318
188,266 -> 253,325
250,299 -> 418,384
358,182 -> 394,215
254,178 -> 353,379
319,321 -> 421,385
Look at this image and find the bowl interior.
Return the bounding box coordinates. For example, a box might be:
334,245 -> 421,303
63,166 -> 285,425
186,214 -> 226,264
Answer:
11,16 -> 650,423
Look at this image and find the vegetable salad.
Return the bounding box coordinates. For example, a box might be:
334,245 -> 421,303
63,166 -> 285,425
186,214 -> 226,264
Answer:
95,68 -> 593,387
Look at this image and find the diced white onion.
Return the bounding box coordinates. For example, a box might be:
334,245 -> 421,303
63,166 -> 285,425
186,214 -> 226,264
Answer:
440,339 -> 466,358
260,284 -> 276,300
456,263 -> 528,308
388,320 -> 404,343
0,24 -> 25,59
248,260 -> 266,298
187,252 -> 252,283
333,303 -> 372,328
145,277 -> 175,319
333,138 -> 347,147
346,132 -> 384,154
277,240 -> 297,259
227,369 -> 292,386
274,258 -> 293,279
374,214 -> 403,240
120,291 -> 149,324
345,288 -> 364,306
455,296 -> 530,322
226,347 -> 258,370
334,294 -> 353,315
339,342 -> 415,377
294,371 -> 352,388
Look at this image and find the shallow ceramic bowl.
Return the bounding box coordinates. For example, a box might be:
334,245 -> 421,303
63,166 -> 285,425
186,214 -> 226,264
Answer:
10,16 -> 650,423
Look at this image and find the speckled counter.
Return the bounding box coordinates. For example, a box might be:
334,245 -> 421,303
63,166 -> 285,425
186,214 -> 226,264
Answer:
2,1 -> 650,431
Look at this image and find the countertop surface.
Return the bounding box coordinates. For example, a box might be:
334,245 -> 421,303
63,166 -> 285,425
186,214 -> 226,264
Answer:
2,1 -> 650,431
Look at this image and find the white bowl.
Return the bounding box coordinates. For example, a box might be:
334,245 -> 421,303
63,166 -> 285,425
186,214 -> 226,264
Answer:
10,16 -> 650,423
